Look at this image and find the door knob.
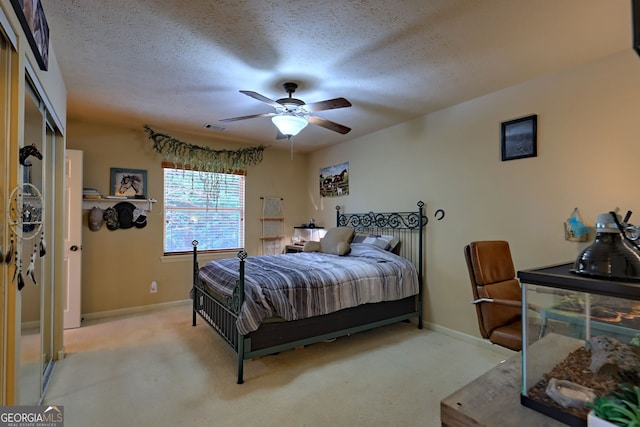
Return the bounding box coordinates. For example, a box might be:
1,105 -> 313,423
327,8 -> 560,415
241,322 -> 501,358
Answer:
70,245 -> 79,251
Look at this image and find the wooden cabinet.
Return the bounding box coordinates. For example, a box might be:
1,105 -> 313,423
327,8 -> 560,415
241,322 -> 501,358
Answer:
440,351 -> 565,426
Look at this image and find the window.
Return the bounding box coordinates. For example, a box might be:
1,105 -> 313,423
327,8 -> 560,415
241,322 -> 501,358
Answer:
163,165 -> 245,254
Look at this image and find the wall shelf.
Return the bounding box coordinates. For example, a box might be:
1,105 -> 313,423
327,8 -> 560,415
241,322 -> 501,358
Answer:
82,198 -> 156,211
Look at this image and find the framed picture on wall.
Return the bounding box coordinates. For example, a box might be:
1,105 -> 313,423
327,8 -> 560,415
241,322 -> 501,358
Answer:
110,168 -> 147,198
10,0 -> 50,71
319,162 -> 349,198
500,114 -> 537,161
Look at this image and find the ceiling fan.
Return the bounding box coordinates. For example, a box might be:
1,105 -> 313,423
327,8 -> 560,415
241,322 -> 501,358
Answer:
220,82 -> 352,139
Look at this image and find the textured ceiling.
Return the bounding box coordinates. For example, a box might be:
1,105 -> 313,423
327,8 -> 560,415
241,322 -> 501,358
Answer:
43,0 -> 631,152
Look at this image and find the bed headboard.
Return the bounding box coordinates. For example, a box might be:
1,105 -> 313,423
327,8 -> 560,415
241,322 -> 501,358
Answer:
336,201 -> 427,281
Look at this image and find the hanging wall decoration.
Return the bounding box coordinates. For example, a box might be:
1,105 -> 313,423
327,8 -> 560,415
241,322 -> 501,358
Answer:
10,0 -> 50,71
19,143 -> 43,166
500,114 -> 537,161
564,207 -> 590,242
110,167 -> 148,198
7,183 -> 45,290
144,125 -> 267,173
319,162 -> 349,198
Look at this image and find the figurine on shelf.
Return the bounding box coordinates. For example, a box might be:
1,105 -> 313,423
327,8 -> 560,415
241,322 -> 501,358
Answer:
308,218 -> 316,228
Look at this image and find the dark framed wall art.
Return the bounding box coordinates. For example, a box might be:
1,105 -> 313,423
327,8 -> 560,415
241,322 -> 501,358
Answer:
110,168 -> 148,198
501,114 -> 537,161
10,0 -> 50,71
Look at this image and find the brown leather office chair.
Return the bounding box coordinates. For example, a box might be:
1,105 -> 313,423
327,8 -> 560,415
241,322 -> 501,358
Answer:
464,240 -> 523,351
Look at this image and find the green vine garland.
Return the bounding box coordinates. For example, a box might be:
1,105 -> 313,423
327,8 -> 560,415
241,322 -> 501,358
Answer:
144,125 -> 266,172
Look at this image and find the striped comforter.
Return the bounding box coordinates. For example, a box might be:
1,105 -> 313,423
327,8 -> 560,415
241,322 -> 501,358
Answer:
198,243 -> 419,335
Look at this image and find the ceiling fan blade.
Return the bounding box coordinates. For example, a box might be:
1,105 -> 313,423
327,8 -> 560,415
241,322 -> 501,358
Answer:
307,115 -> 351,134
239,90 -> 282,109
304,97 -> 352,112
219,112 -> 274,123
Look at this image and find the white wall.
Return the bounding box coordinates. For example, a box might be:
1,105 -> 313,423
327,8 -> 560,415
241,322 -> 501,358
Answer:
307,49 -> 640,337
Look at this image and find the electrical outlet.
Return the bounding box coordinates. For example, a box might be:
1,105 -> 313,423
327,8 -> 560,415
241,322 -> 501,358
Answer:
150,281 -> 158,293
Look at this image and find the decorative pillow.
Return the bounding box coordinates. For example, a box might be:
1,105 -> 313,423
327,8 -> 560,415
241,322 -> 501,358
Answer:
352,233 -> 400,252
303,241 -> 321,252
303,240 -> 351,256
320,227 -> 355,254
335,241 -> 351,256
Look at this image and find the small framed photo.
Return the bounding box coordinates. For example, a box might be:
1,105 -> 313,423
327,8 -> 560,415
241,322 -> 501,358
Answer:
501,114 -> 537,161
110,168 -> 147,198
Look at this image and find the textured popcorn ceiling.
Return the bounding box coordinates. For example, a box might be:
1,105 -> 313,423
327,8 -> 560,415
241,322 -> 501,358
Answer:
44,0 -> 630,151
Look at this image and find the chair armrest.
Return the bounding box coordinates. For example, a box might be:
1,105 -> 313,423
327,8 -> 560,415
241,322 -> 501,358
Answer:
471,298 -> 542,313
472,297 -> 521,308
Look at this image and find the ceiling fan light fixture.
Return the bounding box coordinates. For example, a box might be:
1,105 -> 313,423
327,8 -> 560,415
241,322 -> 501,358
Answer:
271,115 -> 308,137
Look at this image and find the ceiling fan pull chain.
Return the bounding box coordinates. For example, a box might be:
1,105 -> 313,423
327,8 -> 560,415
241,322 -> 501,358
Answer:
289,136 -> 294,160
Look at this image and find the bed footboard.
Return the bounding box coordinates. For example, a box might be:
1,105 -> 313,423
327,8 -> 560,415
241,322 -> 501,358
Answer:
192,241 -> 247,382
192,282 -> 240,349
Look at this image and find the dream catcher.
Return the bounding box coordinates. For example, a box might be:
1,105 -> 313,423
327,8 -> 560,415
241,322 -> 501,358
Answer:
7,183 -> 46,290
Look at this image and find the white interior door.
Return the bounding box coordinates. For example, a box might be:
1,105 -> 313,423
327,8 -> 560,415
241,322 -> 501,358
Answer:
64,149 -> 83,329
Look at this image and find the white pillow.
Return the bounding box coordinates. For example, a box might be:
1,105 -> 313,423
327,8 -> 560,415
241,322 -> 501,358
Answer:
353,233 -> 400,252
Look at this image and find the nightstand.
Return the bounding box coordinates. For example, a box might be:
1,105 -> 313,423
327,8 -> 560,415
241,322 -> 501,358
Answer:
285,244 -> 304,253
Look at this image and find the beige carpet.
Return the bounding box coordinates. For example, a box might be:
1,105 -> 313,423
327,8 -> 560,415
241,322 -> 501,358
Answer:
44,302 -> 508,427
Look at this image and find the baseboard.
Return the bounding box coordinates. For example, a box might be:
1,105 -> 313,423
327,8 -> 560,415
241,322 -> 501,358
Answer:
82,299 -> 191,322
422,320 -> 516,358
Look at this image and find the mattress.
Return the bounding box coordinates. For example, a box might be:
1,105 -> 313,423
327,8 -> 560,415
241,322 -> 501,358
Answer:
198,243 -> 419,334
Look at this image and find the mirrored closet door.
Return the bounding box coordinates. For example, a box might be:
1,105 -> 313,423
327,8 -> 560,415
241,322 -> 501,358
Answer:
0,29 -> 8,408
18,79 -> 56,404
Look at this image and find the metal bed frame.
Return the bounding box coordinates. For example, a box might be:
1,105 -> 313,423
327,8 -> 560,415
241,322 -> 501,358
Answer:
192,201 -> 426,383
